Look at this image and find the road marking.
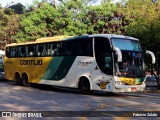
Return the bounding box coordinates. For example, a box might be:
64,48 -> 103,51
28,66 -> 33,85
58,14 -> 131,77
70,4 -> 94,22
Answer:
114,117 -> 131,120
79,117 -> 87,120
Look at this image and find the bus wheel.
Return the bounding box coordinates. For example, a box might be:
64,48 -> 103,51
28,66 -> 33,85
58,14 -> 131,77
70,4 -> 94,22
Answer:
15,73 -> 22,86
22,74 -> 30,87
79,77 -> 91,94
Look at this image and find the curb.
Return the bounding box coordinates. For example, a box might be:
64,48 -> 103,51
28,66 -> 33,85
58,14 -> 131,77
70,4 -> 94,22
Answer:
144,90 -> 160,93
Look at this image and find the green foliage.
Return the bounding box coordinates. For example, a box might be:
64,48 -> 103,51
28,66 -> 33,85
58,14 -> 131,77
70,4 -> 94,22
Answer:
120,0 -> 160,55
16,3 -> 60,42
57,0 -> 88,35
9,3 -> 25,14
15,0 -> 124,42
0,8 -> 20,45
0,0 -> 160,59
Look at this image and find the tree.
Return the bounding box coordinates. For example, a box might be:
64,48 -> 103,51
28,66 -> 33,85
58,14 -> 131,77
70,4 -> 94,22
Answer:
58,0 -> 88,35
9,3 -> 25,14
0,7 -> 20,47
85,0 -> 124,34
120,0 -> 160,54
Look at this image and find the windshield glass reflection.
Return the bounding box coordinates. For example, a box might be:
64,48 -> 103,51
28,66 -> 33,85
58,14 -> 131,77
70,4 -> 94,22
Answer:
115,51 -> 145,78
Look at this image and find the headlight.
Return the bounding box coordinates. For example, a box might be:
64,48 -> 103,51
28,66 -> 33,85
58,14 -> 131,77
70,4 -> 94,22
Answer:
116,81 -> 125,85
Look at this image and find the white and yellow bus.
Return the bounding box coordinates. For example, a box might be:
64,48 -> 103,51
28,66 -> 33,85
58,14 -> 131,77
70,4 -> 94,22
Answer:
4,34 -> 155,93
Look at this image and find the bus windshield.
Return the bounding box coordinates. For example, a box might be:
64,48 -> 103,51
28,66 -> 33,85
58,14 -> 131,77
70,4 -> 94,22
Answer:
112,38 -> 144,78
112,38 -> 141,51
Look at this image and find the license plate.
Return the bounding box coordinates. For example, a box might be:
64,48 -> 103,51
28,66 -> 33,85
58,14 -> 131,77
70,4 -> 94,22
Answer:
131,87 -> 137,91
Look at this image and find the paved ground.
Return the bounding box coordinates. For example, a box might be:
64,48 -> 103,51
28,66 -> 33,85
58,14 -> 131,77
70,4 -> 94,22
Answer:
0,80 -> 159,120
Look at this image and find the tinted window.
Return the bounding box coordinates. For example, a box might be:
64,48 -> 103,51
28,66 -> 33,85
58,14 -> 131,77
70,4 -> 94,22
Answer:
51,42 -> 59,56
11,47 -> 16,57
58,42 -> 65,56
6,38 -> 93,58
76,38 -> 93,56
6,47 -> 11,58
65,41 -> 76,56
28,45 -> 35,57
36,44 -> 45,57
95,37 -> 113,75
19,46 -> 26,57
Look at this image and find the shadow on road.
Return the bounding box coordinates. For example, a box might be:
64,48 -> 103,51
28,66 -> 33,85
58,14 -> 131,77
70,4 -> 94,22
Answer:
0,79 -> 9,82
1,80 -> 139,98
28,83 -> 126,97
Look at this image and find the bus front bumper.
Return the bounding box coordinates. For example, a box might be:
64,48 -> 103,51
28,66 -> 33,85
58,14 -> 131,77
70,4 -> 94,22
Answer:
112,84 -> 145,92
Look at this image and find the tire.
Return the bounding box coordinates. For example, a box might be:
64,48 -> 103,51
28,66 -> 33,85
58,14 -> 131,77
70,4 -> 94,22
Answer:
22,74 -> 30,87
79,78 -> 91,94
15,74 -> 22,86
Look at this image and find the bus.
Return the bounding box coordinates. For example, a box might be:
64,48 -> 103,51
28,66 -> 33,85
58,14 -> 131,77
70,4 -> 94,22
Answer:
0,50 -> 5,79
4,34 -> 155,93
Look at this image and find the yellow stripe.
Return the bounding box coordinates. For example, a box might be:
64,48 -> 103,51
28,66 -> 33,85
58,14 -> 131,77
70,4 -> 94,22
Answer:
6,35 -> 74,47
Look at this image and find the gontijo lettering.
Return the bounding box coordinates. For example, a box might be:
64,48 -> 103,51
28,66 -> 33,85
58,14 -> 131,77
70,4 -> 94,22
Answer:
20,60 -> 42,65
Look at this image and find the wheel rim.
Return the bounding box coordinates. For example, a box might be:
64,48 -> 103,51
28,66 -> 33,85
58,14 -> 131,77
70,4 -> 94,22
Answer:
80,81 -> 90,93
15,75 -> 21,85
22,76 -> 26,85
81,83 -> 88,91
22,75 -> 29,86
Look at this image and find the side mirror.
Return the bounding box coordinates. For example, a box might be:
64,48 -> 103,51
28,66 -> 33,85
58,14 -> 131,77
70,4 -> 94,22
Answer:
146,50 -> 156,64
113,47 -> 122,62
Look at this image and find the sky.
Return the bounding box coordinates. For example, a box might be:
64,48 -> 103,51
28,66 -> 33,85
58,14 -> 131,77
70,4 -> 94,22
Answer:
0,0 -> 122,7
0,0 -> 34,7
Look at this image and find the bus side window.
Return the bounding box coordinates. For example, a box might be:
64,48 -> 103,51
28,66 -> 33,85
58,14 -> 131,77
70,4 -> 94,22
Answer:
77,41 -> 84,56
41,45 -> 45,56
36,44 -> 44,57
48,49 -> 51,56
46,44 -> 51,56
58,42 -> 64,56
15,47 -> 19,57
51,43 -> 58,56
11,47 -> 16,57
65,41 -> 75,56
19,46 -> 25,57
6,47 -> 11,58
28,45 -> 35,57
77,38 -> 92,56
94,37 -> 113,75
86,39 -> 93,56
56,43 -> 61,55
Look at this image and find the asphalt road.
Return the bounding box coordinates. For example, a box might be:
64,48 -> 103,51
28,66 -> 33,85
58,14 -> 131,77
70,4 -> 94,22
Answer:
0,80 -> 159,120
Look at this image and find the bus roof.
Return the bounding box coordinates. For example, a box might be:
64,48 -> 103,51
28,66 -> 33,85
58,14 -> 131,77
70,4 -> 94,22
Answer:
36,35 -> 73,42
89,34 -> 139,41
6,35 -> 74,47
6,34 -> 139,47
